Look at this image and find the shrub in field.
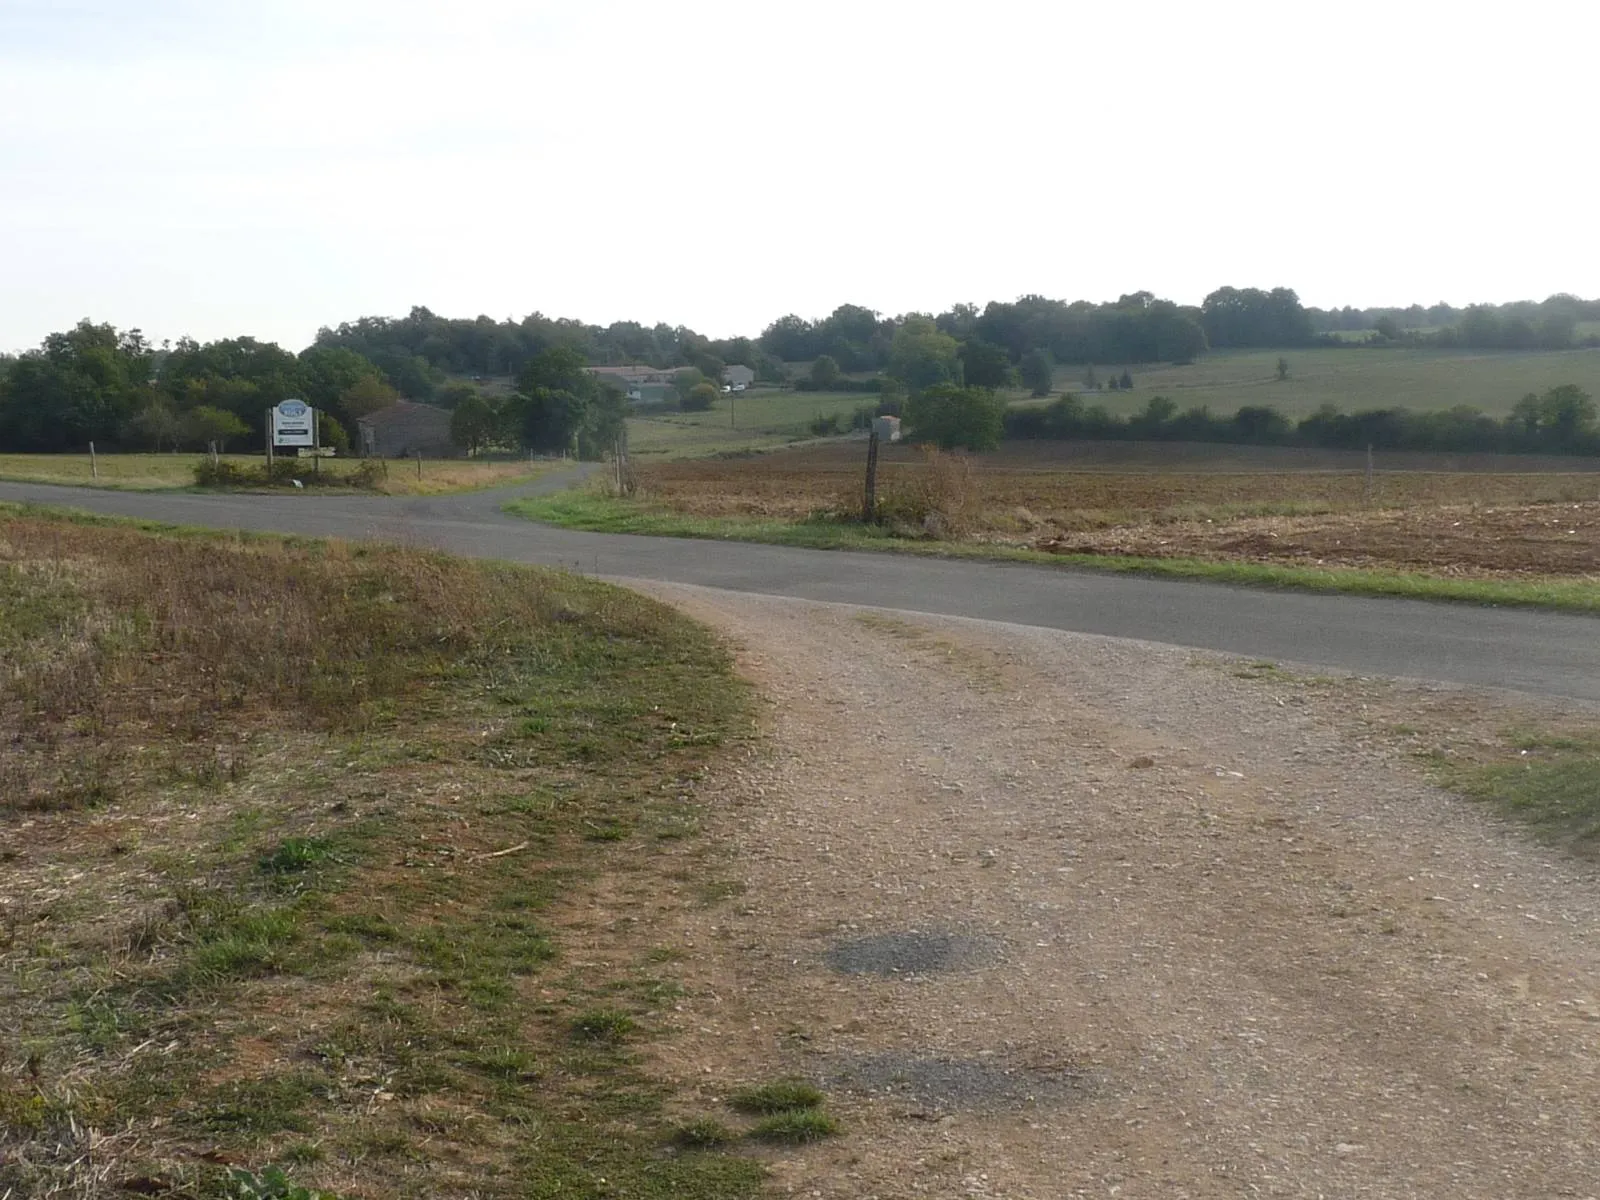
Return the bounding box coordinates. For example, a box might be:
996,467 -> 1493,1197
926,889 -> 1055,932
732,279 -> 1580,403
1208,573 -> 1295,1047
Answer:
682,381 -> 720,412
809,413 -> 842,436
878,447 -> 977,538
903,383 -> 1005,452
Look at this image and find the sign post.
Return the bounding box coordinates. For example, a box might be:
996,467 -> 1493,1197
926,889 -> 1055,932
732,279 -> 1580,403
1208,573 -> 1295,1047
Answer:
271,400 -> 315,479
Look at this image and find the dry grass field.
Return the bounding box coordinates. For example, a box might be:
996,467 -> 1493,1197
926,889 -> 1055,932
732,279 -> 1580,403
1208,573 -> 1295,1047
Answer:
624,442 -> 1600,580
0,452 -> 556,495
0,512 -> 767,1198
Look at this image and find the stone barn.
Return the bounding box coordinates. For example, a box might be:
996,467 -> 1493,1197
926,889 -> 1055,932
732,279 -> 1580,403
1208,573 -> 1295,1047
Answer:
357,401 -> 457,458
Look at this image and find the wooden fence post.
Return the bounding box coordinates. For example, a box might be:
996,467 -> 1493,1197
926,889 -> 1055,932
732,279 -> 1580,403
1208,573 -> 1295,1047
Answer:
863,430 -> 880,523
89,441 -> 98,480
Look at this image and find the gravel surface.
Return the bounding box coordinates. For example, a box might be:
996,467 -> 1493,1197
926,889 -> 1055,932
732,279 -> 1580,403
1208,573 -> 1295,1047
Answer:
831,1052 -> 1093,1114
621,581 -> 1600,1200
823,930 -> 1001,977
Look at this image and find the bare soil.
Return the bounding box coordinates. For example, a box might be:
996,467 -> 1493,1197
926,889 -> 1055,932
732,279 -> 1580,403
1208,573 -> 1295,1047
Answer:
613,584 -> 1600,1198
1034,500 -> 1600,578
632,445 -> 1600,578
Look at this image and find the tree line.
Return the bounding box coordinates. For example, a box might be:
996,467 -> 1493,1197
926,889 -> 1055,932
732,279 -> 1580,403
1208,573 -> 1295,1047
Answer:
0,320 -> 625,458
1004,386 -> 1600,456
3,285 -> 1597,455
1307,293 -> 1600,348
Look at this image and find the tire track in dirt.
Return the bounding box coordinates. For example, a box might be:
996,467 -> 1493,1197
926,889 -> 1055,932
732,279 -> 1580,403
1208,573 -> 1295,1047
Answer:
622,583 -> 1599,1199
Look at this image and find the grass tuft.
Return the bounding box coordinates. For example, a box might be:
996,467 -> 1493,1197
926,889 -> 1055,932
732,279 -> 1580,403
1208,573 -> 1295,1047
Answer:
746,1108 -> 839,1143
728,1080 -> 824,1115
259,837 -> 337,874
571,1008 -> 638,1043
672,1118 -> 738,1149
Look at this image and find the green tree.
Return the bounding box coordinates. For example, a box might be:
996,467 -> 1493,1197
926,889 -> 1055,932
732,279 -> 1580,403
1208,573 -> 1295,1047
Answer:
682,381 -> 720,412
1509,393 -> 1542,437
1129,395 -> 1177,437
449,393 -> 497,455
578,383 -> 628,459
518,344 -> 595,400
1118,368 -> 1134,390
1019,348 -> 1054,398
297,345 -> 378,420
511,388 -> 585,454
0,320 -> 151,451
1276,357 -> 1290,381
318,412 -> 350,454
125,397 -> 182,451
1538,384 -> 1596,443
435,382 -> 482,409
184,405 -> 249,451
1083,364 -> 1099,390
903,384 -> 1005,452
672,368 -> 708,403
338,374 -> 399,420
809,354 -> 841,388
958,339 -> 1013,390
887,317 -> 960,394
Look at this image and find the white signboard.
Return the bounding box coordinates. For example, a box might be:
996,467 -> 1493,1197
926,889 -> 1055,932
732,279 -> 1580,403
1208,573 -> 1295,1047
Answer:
272,399 -> 316,447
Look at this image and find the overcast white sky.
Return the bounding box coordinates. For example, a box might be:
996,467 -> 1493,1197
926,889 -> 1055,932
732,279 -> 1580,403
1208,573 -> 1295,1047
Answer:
3,0 -> 1596,353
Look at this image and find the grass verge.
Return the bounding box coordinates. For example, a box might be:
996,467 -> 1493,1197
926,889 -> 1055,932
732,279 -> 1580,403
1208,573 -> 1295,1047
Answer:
0,511 -> 765,1199
1439,731 -> 1600,857
507,490 -> 1600,615
0,452 -> 561,496
1225,661 -> 1600,860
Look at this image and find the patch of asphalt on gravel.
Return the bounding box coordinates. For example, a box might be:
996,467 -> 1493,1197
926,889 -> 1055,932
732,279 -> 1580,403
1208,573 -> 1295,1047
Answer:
823,929 -> 1002,977
831,1053 -> 1093,1114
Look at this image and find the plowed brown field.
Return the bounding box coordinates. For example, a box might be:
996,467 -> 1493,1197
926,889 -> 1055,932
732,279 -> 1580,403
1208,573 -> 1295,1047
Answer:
633,443 -> 1600,579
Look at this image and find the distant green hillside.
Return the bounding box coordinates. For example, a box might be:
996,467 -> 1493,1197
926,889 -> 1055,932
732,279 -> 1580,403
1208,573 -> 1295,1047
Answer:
1058,347 -> 1600,419
626,389 -> 869,457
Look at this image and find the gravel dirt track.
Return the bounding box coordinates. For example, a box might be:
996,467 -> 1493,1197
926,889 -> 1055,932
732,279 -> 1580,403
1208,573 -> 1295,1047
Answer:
605,584 -> 1600,1199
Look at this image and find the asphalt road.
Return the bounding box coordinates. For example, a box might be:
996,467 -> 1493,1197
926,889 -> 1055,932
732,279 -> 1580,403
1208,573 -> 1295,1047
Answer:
3,472 -> 1597,702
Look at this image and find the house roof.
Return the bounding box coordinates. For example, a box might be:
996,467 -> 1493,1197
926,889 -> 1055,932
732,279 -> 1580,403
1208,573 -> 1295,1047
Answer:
356,400 -> 450,430
589,365 -> 671,381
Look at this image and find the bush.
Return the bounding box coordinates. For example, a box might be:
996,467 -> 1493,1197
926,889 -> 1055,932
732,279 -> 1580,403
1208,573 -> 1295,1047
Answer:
318,412 -> 350,453
808,413 -> 842,437
877,447 -> 976,538
193,460 -> 382,490
682,382 -> 719,412
903,384 -> 1005,452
